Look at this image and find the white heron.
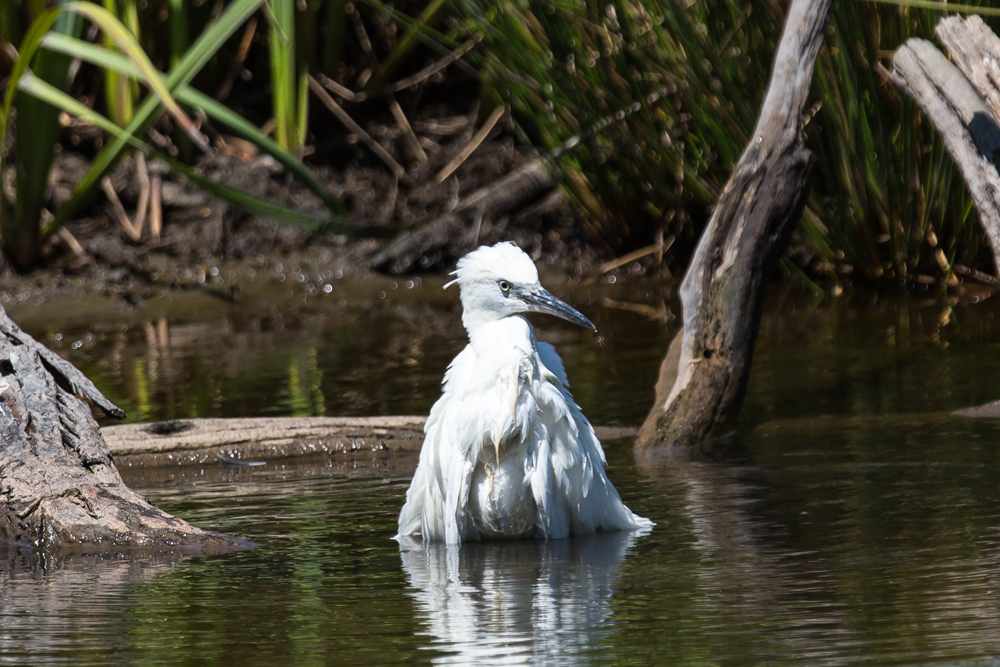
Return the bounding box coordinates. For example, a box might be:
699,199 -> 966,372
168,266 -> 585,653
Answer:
397,242 -> 653,543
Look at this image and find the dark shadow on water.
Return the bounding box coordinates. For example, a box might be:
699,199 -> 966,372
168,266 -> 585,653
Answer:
398,529 -> 650,665
635,431 -> 752,464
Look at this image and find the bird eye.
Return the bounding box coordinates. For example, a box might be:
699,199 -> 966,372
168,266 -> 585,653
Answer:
498,280 -> 512,295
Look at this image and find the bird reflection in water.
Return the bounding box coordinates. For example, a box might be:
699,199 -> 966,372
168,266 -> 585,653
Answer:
398,528 -> 649,665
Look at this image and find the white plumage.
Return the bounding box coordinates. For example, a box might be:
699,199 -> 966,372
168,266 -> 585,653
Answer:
397,242 -> 653,543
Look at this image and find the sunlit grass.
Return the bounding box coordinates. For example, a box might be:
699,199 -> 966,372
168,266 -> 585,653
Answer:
267,0 -> 308,155
1,0 -> 351,270
458,0 -> 997,283
4,0 -> 991,284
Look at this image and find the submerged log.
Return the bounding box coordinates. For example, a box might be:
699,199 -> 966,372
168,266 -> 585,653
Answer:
892,17 -> 1000,275
636,0 -> 833,454
0,307 -> 245,552
101,416 -> 638,468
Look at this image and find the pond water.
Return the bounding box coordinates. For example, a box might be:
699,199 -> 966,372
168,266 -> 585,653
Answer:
5,275 -> 1000,665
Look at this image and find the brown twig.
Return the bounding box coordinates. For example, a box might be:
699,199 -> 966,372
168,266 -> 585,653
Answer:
101,177 -> 143,242
600,236 -> 675,274
374,37 -> 480,96
389,97 -> 428,164
953,263 -> 999,285
316,74 -> 365,103
601,297 -> 673,323
149,176 -> 162,242
435,106 -> 504,183
215,17 -> 258,102
56,227 -> 88,260
308,74 -> 406,179
133,153 -> 151,235
349,4 -> 374,88
412,116 -> 469,136
419,135 -> 441,153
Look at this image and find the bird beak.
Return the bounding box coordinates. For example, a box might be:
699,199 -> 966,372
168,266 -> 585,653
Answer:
522,287 -> 596,331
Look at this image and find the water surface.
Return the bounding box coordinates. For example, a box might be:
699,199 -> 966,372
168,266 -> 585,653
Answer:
5,280 -> 1000,665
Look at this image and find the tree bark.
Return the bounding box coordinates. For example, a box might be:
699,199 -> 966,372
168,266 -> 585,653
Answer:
0,307 -> 246,552
891,18 -> 1000,275
636,0 -> 833,454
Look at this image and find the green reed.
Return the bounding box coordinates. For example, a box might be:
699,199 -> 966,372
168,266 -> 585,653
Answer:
459,0 -> 997,282
1,0 -> 350,271
102,0 -> 140,127
1,0 -> 472,270
266,0 -> 308,154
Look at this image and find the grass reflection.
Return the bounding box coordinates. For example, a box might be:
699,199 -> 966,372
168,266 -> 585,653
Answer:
287,348 -> 326,417
11,284 -> 1000,664
15,280 -> 672,427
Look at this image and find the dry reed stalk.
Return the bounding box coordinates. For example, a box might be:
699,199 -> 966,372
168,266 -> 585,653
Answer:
308,74 -> 406,179
389,97 -> 428,164
149,175 -> 162,241
376,36 -> 480,96
600,236 -> 675,273
435,106 -> 504,183
101,177 -> 143,242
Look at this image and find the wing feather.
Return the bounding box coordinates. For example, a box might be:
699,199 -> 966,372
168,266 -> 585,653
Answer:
535,343 -> 653,536
398,342 -> 525,542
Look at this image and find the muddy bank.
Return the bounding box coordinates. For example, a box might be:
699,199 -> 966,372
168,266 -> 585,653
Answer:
1,123 -> 608,307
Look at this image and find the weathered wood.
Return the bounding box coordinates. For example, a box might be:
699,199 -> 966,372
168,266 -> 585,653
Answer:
370,159 -> 556,274
0,307 -> 246,552
636,0 -> 833,453
102,416 -> 638,467
105,416 -> 426,467
936,16 -> 1000,127
892,28 -> 1000,275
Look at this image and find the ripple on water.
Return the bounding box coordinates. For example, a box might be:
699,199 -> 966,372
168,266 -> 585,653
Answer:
6,290 -> 1000,664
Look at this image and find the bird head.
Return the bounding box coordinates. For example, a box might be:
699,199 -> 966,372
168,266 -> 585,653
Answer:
447,242 -> 596,332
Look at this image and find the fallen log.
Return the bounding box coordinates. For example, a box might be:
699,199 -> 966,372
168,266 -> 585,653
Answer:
101,416 -> 638,467
636,0 -> 834,454
369,158 -> 557,274
891,17 -> 1000,275
0,307 -> 246,552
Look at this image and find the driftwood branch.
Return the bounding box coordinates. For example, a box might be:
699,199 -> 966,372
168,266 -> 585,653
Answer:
637,0 -> 833,453
0,307 -> 245,552
891,17 -> 1000,275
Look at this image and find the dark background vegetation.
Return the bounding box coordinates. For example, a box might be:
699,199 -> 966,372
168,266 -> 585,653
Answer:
1,0 -> 997,288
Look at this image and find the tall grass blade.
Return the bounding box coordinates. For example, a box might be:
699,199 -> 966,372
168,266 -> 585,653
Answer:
19,73 -> 329,232
167,0 -> 193,161
360,0 -> 465,55
40,32 -> 345,214
266,0 -> 306,153
52,0 -> 266,229
65,2 -> 207,150
1,3 -> 78,270
102,0 -> 140,126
